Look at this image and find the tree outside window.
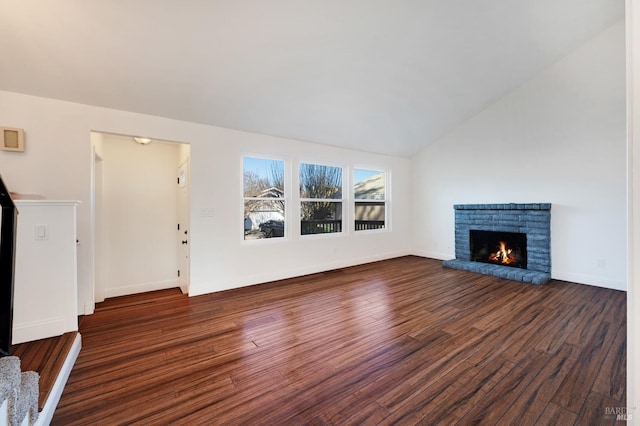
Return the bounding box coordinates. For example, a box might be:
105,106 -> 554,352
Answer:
243,157 -> 285,239
299,163 -> 343,235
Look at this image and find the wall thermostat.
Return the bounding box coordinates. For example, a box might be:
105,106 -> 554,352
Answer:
0,127 -> 24,152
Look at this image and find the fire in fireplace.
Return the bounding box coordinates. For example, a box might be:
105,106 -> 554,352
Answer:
470,230 -> 527,269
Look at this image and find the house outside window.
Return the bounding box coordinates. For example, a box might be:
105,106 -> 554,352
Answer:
299,163 -> 343,235
354,169 -> 386,231
243,156 -> 285,240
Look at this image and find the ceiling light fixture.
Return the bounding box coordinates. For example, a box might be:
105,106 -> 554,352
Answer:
133,137 -> 152,145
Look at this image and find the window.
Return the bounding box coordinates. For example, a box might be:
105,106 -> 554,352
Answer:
243,157 -> 285,240
354,169 -> 386,231
299,163 -> 343,235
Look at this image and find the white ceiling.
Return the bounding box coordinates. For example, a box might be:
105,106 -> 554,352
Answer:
0,1 -> 624,157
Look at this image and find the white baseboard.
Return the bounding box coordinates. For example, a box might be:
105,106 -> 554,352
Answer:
411,250 -> 454,261
12,318 -> 67,345
35,333 -> 81,426
83,302 -> 95,316
189,250 -> 413,296
551,271 -> 627,291
412,252 -> 627,291
105,279 -> 179,298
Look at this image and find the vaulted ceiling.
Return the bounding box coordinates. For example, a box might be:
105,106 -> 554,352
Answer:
0,1 -> 624,156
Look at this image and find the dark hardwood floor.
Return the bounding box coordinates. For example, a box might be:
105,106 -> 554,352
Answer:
11,331 -> 77,410
50,256 -> 626,425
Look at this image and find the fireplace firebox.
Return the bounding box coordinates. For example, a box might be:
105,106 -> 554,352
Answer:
470,230 -> 527,269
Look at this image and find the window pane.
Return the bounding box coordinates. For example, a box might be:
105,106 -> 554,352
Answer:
354,169 -> 385,231
355,202 -> 385,231
244,200 -> 285,239
243,157 -> 284,198
300,201 -> 342,235
354,169 -> 385,200
243,156 -> 285,241
299,163 -> 342,199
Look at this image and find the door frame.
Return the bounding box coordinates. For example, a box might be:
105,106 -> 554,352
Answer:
177,156 -> 191,294
91,133 -> 191,306
89,144 -> 103,312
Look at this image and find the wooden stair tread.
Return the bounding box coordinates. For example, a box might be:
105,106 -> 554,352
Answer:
11,331 -> 78,410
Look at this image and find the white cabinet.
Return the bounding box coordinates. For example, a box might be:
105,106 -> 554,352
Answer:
12,200 -> 79,344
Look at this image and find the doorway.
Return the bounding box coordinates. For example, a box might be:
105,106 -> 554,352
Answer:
91,132 -> 191,303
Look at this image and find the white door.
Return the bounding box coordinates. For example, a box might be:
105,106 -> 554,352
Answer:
177,158 -> 190,294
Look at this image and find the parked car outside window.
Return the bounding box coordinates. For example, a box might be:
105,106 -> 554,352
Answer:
259,220 -> 284,238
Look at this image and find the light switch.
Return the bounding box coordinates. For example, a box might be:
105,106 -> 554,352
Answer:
34,224 -> 48,240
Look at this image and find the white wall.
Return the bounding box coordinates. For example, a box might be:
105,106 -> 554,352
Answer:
12,201 -> 79,344
100,134 -> 180,298
0,92 -> 412,310
191,135 -> 412,296
627,0 -> 639,418
411,20 -> 627,290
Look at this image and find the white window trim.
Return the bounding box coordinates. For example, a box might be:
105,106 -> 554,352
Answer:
242,154 -> 288,242
353,167 -> 389,233
298,161 -> 346,237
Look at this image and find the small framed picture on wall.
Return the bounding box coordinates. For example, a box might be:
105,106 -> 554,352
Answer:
0,127 -> 25,152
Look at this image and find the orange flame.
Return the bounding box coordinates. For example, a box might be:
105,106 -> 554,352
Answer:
489,241 -> 517,265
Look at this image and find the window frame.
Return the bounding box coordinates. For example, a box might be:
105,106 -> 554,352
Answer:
298,161 -> 345,237
353,167 -> 388,233
242,155 -> 287,242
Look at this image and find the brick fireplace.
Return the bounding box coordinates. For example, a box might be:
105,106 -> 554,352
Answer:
443,203 -> 551,284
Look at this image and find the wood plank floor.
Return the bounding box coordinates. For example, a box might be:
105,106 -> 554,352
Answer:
51,256 -> 626,425
11,331 -> 77,410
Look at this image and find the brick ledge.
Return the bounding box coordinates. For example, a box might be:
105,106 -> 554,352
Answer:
453,203 -> 551,211
443,259 -> 551,285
